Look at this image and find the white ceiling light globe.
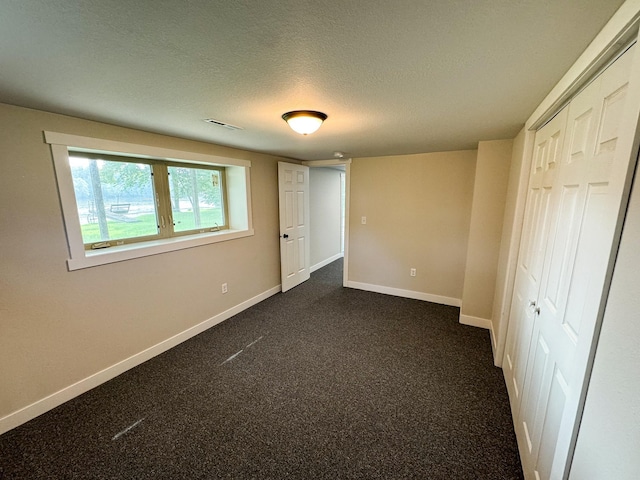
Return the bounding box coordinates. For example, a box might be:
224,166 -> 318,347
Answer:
282,110 -> 328,135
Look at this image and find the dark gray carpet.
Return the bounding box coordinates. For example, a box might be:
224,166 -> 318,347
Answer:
0,259 -> 523,479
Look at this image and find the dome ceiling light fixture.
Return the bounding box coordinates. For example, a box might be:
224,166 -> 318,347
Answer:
282,110 -> 328,135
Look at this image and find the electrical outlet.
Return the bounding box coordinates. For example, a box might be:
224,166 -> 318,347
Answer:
221,283 -> 228,294
410,268 -> 416,277
361,216 -> 367,224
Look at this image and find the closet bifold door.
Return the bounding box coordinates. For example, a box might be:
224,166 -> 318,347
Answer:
509,45 -> 635,480
503,107 -> 568,422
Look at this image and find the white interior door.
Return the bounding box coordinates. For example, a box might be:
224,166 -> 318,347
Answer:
515,46 -> 634,480
278,162 -> 310,292
503,107 -> 567,418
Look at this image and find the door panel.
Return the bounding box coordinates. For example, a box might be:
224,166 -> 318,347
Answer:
595,84 -> 628,156
285,191 -> 294,228
521,332 -> 552,456
535,368 -> 568,480
567,108 -> 593,165
542,185 -> 579,314
562,184 -> 608,339
297,236 -> 306,274
285,240 -> 295,276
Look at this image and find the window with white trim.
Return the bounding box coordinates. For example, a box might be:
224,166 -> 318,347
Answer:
46,132 -> 253,270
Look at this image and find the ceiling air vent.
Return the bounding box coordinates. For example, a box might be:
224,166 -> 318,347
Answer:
203,118 -> 243,131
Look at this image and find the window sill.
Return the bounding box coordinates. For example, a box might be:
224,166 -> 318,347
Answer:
67,228 -> 254,271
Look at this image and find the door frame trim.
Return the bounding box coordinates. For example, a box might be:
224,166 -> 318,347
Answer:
302,158 -> 352,287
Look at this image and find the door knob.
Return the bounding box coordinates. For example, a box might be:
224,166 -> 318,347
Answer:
529,300 -> 536,307
534,306 -> 541,315
281,234 -> 289,239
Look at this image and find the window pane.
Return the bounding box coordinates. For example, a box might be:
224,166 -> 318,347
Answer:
69,156 -> 159,244
168,166 -> 225,232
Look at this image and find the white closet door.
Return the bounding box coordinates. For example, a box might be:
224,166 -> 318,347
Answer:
503,107 -> 567,419
517,47 -> 634,480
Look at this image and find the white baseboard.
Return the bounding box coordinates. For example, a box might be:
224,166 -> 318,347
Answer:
459,313 -> 496,356
345,281 -> 461,307
0,285 -> 282,435
310,252 -> 344,273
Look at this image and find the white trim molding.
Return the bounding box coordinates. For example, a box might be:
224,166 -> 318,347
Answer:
346,281 -> 461,307
460,314 -> 496,355
343,163 -> 351,288
44,131 -> 252,168
0,285 -> 281,435
310,252 -> 344,273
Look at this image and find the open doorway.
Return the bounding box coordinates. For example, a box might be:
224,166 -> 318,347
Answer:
308,165 -> 346,276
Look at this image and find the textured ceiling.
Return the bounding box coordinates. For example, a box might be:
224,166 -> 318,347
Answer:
0,0 -> 626,160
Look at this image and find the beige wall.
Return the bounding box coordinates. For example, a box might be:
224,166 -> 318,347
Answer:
309,167 -> 343,268
491,129 -> 529,360
461,140 -> 513,322
0,103 -> 284,422
348,151 -> 476,301
570,165 -> 640,480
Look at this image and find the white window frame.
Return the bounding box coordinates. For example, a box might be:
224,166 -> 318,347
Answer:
46,131 -> 253,271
